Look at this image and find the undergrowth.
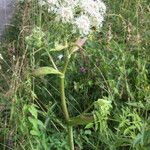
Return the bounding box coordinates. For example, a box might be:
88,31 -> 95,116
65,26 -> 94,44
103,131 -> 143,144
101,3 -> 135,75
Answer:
0,0 -> 150,149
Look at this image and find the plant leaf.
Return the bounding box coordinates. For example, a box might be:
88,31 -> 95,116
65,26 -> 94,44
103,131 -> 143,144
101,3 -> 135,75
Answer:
85,123 -> 94,129
32,67 -> 63,76
133,133 -> 142,147
50,42 -> 68,51
30,130 -> 40,136
28,105 -> 38,119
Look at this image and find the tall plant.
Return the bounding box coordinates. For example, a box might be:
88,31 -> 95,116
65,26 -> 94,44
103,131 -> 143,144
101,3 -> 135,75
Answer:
26,0 -> 107,149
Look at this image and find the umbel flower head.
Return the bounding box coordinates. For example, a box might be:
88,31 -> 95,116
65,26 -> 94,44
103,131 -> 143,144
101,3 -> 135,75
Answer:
38,0 -> 106,36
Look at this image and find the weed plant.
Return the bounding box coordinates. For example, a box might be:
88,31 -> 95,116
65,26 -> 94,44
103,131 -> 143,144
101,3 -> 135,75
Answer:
0,0 -> 150,150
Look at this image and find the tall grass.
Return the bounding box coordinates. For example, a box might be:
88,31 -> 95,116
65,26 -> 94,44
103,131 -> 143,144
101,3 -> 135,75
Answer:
0,0 -> 150,149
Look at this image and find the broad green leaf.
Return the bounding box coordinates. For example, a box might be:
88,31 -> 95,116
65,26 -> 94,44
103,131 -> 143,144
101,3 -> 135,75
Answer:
133,133 -> 142,147
126,102 -> 145,109
32,67 -> 63,76
30,130 -> 40,136
28,105 -> 38,119
50,42 -> 68,51
28,117 -> 38,129
84,130 -> 92,135
85,123 -> 94,129
38,120 -> 45,129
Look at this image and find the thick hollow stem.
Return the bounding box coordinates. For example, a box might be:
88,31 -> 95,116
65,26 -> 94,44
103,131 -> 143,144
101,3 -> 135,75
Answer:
68,126 -> 74,150
60,76 -> 69,121
59,39 -> 87,150
60,76 -> 74,150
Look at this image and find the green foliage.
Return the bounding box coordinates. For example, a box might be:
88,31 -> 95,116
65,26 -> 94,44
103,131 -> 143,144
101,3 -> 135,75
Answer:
26,27 -> 45,48
32,67 -> 63,76
0,0 -> 150,149
133,119 -> 150,150
93,98 -> 112,136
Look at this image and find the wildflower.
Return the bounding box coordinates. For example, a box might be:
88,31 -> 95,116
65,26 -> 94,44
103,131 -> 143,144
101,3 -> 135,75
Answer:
97,0 -> 106,15
91,13 -> 104,27
38,0 -> 107,36
47,0 -> 58,5
57,7 -> 74,23
38,0 -> 46,6
80,0 -> 100,15
58,54 -> 63,60
63,0 -> 79,7
47,0 -> 59,13
75,15 -> 90,35
80,0 -> 106,27
48,6 -> 57,13
80,66 -> 87,73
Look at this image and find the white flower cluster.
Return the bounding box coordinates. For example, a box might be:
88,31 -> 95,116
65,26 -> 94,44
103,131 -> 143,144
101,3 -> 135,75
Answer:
38,0 -> 106,36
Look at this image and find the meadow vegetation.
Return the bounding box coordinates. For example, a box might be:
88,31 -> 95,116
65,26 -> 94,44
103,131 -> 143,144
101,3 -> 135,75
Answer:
0,0 -> 150,149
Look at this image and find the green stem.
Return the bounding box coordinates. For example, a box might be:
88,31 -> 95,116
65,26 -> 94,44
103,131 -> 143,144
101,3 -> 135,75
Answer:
60,43 -> 86,149
63,51 -> 70,74
60,76 -> 69,121
60,74 -> 74,150
68,126 -> 74,150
